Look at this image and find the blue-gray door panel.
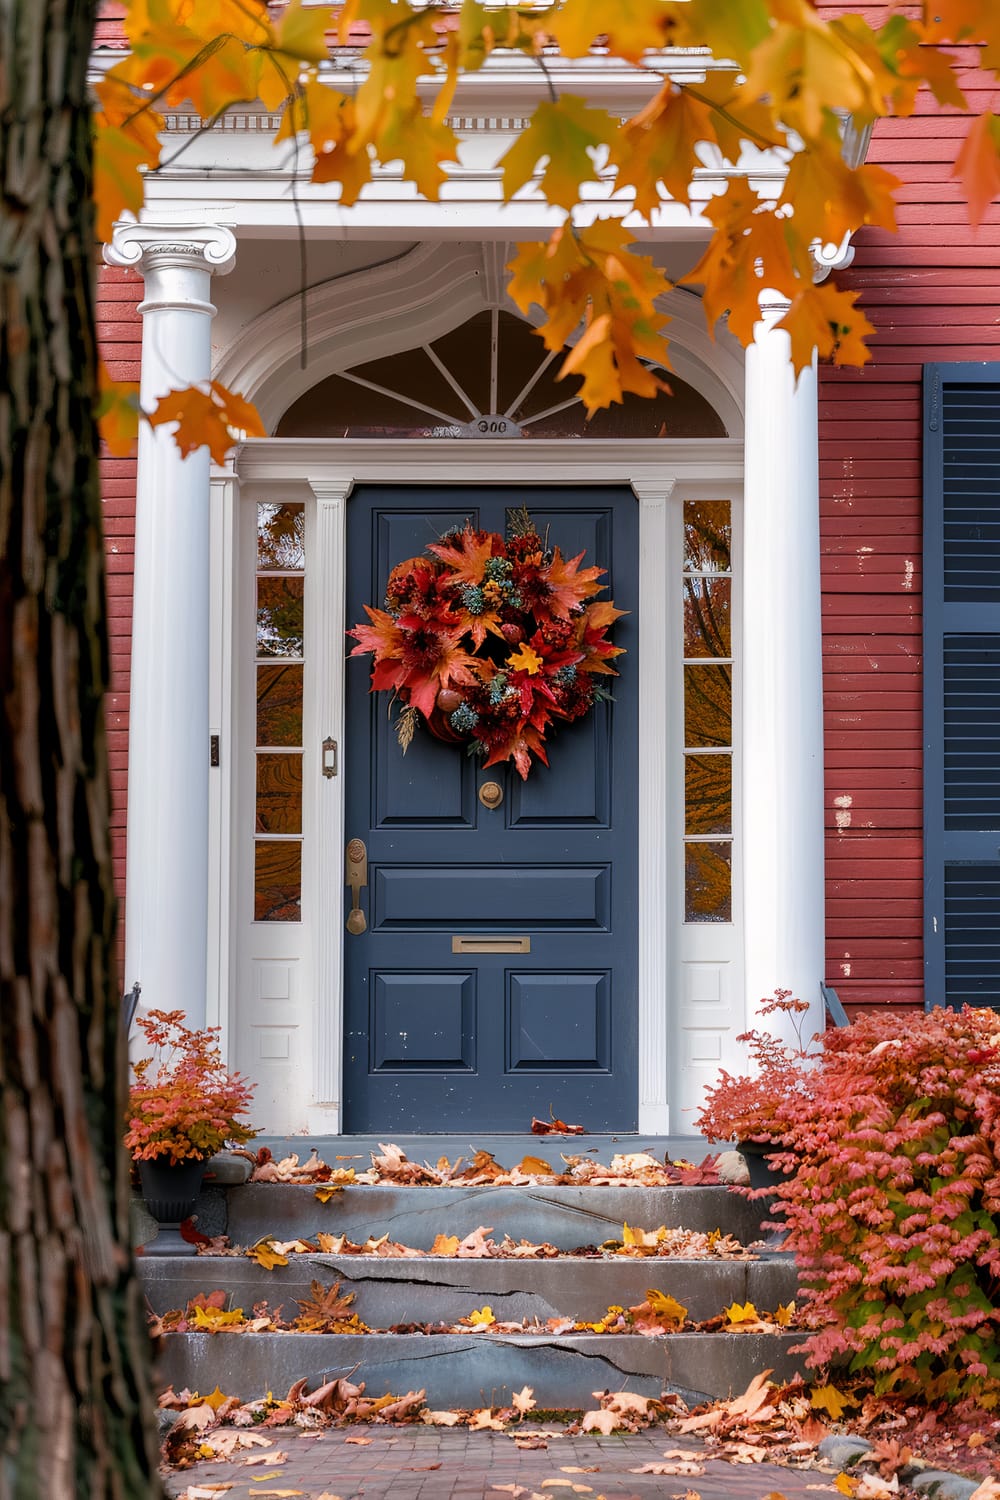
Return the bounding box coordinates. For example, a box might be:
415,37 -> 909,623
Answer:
343,485 -> 639,1130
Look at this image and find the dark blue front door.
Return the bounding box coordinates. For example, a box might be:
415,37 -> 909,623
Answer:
343,486 -> 638,1132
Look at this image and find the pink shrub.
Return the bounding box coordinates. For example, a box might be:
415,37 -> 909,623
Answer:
767,1006 -> 1000,1404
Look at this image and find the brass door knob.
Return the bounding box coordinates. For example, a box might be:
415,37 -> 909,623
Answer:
479,780 -> 504,809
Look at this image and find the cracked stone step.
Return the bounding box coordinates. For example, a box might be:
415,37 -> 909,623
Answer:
140,1252 -> 798,1328
222,1184 -> 771,1251
154,1329 -> 807,1407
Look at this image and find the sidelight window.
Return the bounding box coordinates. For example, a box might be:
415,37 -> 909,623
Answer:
254,502 -> 305,921
682,500 -> 733,923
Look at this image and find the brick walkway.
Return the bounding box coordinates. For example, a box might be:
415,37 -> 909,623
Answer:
163,1426 -> 851,1499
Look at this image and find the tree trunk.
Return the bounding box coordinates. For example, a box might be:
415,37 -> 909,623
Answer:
0,1 -> 162,1494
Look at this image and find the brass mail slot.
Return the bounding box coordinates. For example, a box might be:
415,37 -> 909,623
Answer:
452,935 -> 531,954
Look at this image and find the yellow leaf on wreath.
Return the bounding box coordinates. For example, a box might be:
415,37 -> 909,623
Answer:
507,643 -> 543,675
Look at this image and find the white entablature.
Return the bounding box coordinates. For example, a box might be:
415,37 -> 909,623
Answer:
92,46 -> 870,242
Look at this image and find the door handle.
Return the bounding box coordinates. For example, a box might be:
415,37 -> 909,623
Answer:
345,838 -> 367,934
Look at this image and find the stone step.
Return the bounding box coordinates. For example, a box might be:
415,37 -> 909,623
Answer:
254,1135 -> 714,1163
223,1183 -> 769,1251
140,1251 -> 798,1329
154,1328 -> 806,1407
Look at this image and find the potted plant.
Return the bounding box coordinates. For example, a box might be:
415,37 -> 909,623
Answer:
695,990 -> 819,1190
125,1008 -> 256,1254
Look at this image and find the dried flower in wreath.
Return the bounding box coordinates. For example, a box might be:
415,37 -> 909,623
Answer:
347,513 -> 626,779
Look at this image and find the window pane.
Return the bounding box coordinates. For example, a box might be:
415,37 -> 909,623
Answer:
685,842 -> 732,923
257,576 -> 304,658
254,841 -> 301,921
258,503 -> 305,570
685,754 -> 732,835
256,753 -> 303,834
684,576 -> 731,658
684,665 -> 732,748
684,501 -> 731,572
257,663 -> 304,746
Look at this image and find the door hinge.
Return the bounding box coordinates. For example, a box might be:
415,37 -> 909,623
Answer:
210,733 -> 220,767
322,737 -> 338,777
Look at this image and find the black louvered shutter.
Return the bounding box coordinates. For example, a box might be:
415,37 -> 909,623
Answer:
924,365 -> 1000,1009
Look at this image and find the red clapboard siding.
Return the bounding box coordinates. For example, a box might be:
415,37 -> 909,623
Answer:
97,262 -> 140,940
813,10 -> 1000,1016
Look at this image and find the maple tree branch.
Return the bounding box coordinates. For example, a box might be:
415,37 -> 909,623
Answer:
120,33 -> 236,129
682,81 -> 783,152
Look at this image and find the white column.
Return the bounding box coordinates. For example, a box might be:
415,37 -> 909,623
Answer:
104,223 -> 236,1028
742,298 -> 826,1047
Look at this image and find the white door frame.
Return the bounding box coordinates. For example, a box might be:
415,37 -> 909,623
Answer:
230,437 -> 743,1134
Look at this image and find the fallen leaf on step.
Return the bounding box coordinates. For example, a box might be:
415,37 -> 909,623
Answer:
580,1410 -> 619,1434
181,1489 -> 234,1498
404,1464 -> 442,1471
469,1409 -> 506,1431
344,1435 -> 372,1445
174,1405 -> 216,1431
314,1494 -> 344,1499
246,1238 -> 290,1271
662,1450 -> 704,1461
491,1487 -> 529,1497
245,1453 -> 287,1465
559,1468 -> 600,1474
256,1491 -> 304,1498
422,1410 -> 462,1426
531,1115 -> 585,1135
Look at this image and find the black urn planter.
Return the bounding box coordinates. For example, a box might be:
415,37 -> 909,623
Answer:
737,1140 -> 794,1253
138,1157 -> 207,1256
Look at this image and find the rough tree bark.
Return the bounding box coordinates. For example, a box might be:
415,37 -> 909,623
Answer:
0,1 -> 162,1494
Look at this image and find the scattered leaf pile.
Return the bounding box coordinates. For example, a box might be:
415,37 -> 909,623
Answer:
161,1370 -> 1000,1490
248,1143 -> 721,1188
161,1380 -> 673,1472
661,1370 -> 1000,1486
201,1222 -> 754,1266
149,1287 -> 799,1339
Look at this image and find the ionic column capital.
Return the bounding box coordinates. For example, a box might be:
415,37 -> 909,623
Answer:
103,222 -> 237,279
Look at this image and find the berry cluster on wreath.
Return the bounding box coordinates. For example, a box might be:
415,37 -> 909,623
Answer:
348,510 -> 625,779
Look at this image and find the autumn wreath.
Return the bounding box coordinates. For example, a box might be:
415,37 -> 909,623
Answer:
348,511 -> 625,779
